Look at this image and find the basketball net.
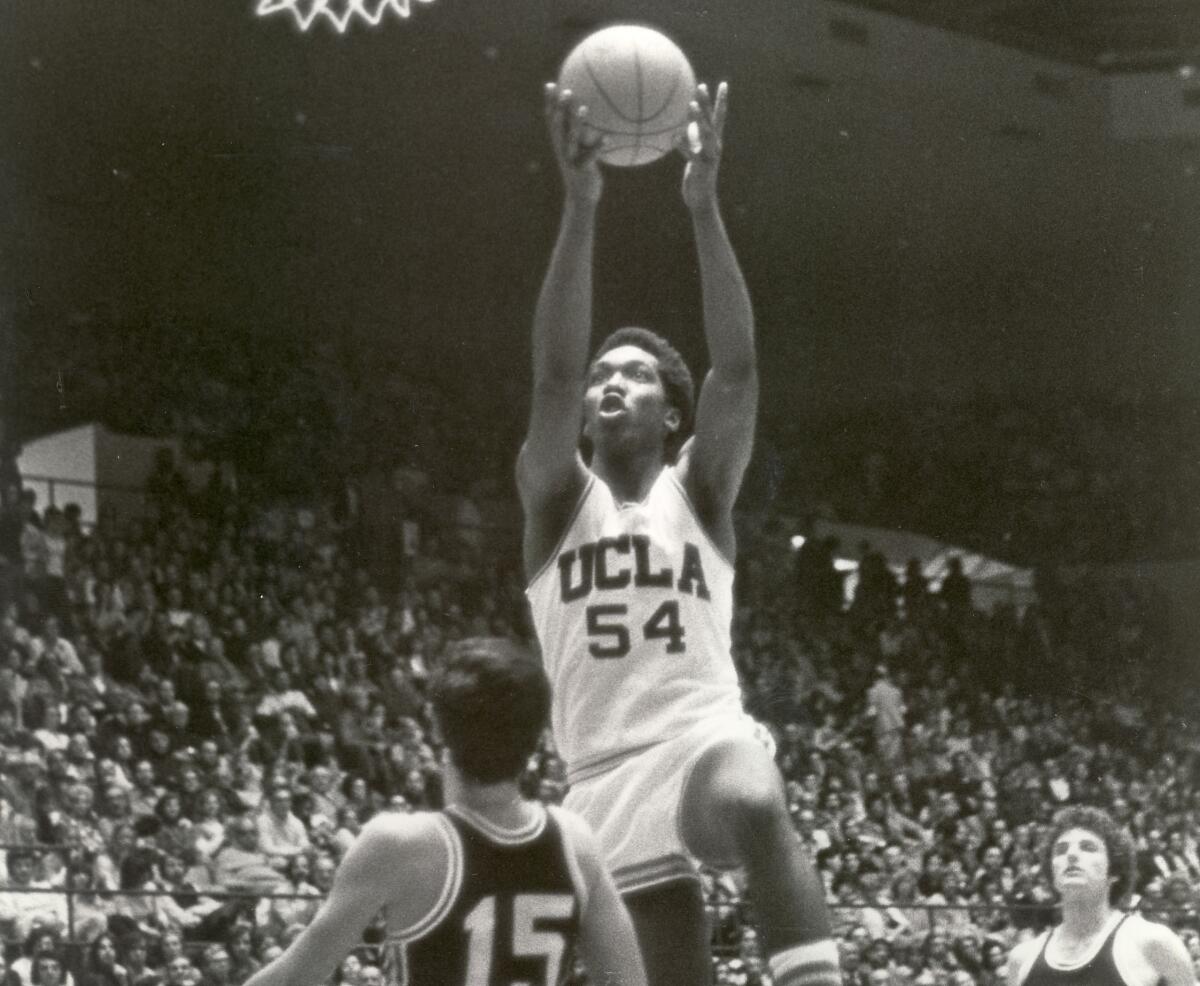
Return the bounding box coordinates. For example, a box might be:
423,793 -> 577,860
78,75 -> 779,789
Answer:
255,0 -> 435,32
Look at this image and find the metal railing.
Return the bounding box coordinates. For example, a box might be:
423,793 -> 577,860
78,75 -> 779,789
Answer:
3,844 -> 1195,961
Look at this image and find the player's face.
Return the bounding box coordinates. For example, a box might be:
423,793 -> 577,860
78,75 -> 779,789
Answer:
583,345 -> 678,450
1051,827 -> 1111,898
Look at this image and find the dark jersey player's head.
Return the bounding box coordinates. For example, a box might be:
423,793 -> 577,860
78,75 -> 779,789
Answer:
1043,804 -> 1136,905
431,638 -> 550,785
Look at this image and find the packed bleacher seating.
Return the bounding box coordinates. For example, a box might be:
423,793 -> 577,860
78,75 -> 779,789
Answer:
763,391 -> 1200,565
1,431 -> 1198,986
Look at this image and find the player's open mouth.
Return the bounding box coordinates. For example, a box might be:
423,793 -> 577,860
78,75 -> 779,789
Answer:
599,394 -> 626,416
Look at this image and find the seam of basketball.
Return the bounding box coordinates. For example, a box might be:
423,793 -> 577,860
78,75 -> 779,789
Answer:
633,46 -> 644,161
593,120 -> 684,139
580,48 -> 682,127
644,65 -> 684,123
582,53 -> 644,125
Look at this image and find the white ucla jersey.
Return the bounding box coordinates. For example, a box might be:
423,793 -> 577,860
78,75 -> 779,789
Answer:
526,466 -> 744,780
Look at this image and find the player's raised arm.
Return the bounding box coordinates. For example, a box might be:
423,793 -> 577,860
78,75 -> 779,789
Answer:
676,82 -> 758,529
518,85 -> 603,540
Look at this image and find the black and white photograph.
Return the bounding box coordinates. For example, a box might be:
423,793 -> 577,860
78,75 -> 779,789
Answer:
1,2 -> 1198,985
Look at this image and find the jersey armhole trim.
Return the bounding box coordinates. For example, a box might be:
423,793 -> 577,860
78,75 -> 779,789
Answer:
387,815 -> 463,943
526,472 -> 596,591
666,469 -> 735,570
1013,932 -> 1050,986
548,806 -> 590,918
1108,916 -> 1147,986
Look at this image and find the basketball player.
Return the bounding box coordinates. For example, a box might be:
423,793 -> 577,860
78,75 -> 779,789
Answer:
519,81 -> 837,986
242,639 -> 646,986
1007,806 -> 1194,986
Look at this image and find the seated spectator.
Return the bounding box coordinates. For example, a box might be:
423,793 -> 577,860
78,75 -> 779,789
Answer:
197,946 -> 232,986
95,821 -> 137,891
330,806 -> 362,858
0,849 -> 67,940
152,794 -> 193,861
0,785 -> 40,862
305,814 -> 339,860
188,790 -> 227,863
211,818 -> 283,893
27,618 -> 82,678
190,681 -> 232,746
302,766 -> 343,825
28,700 -> 69,755
71,648 -> 122,717
263,855 -> 318,935
97,783 -> 135,843
175,765 -> 207,823
78,934 -> 131,986
333,955 -> 361,986
227,755 -> 262,812
225,925 -> 261,986
50,783 -> 107,857
117,936 -> 160,986
9,929 -> 75,986
1,950 -> 23,986
254,786 -> 309,860
65,858 -> 111,943
156,930 -> 186,973
160,958 -> 193,986
254,672 -> 315,726
309,854 -> 336,898
28,956 -> 67,986
340,777 -> 374,824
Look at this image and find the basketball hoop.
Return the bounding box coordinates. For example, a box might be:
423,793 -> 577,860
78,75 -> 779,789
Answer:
255,0 -> 435,33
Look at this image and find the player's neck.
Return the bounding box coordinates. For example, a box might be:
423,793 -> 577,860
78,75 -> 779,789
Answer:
593,447 -> 665,505
443,764 -> 529,826
455,784 -> 530,827
1058,898 -> 1115,943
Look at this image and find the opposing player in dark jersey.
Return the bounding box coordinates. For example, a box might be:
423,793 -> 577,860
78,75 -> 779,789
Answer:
1008,806 -> 1193,986
242,639 -> 646,986
519,81 -> 837,986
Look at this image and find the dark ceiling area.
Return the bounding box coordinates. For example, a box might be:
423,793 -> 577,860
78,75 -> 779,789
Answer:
1,0 -> 1197,440
843,0 -> 1200,72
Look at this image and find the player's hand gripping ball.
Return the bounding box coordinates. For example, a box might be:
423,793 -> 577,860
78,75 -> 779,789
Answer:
557,24 -> 697,167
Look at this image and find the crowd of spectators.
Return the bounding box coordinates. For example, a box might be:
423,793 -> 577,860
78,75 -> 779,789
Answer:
766,390 -> 1200,566
0,449 -> 1198,986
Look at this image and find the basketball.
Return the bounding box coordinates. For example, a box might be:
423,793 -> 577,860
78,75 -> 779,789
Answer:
557,24 -> 697,167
